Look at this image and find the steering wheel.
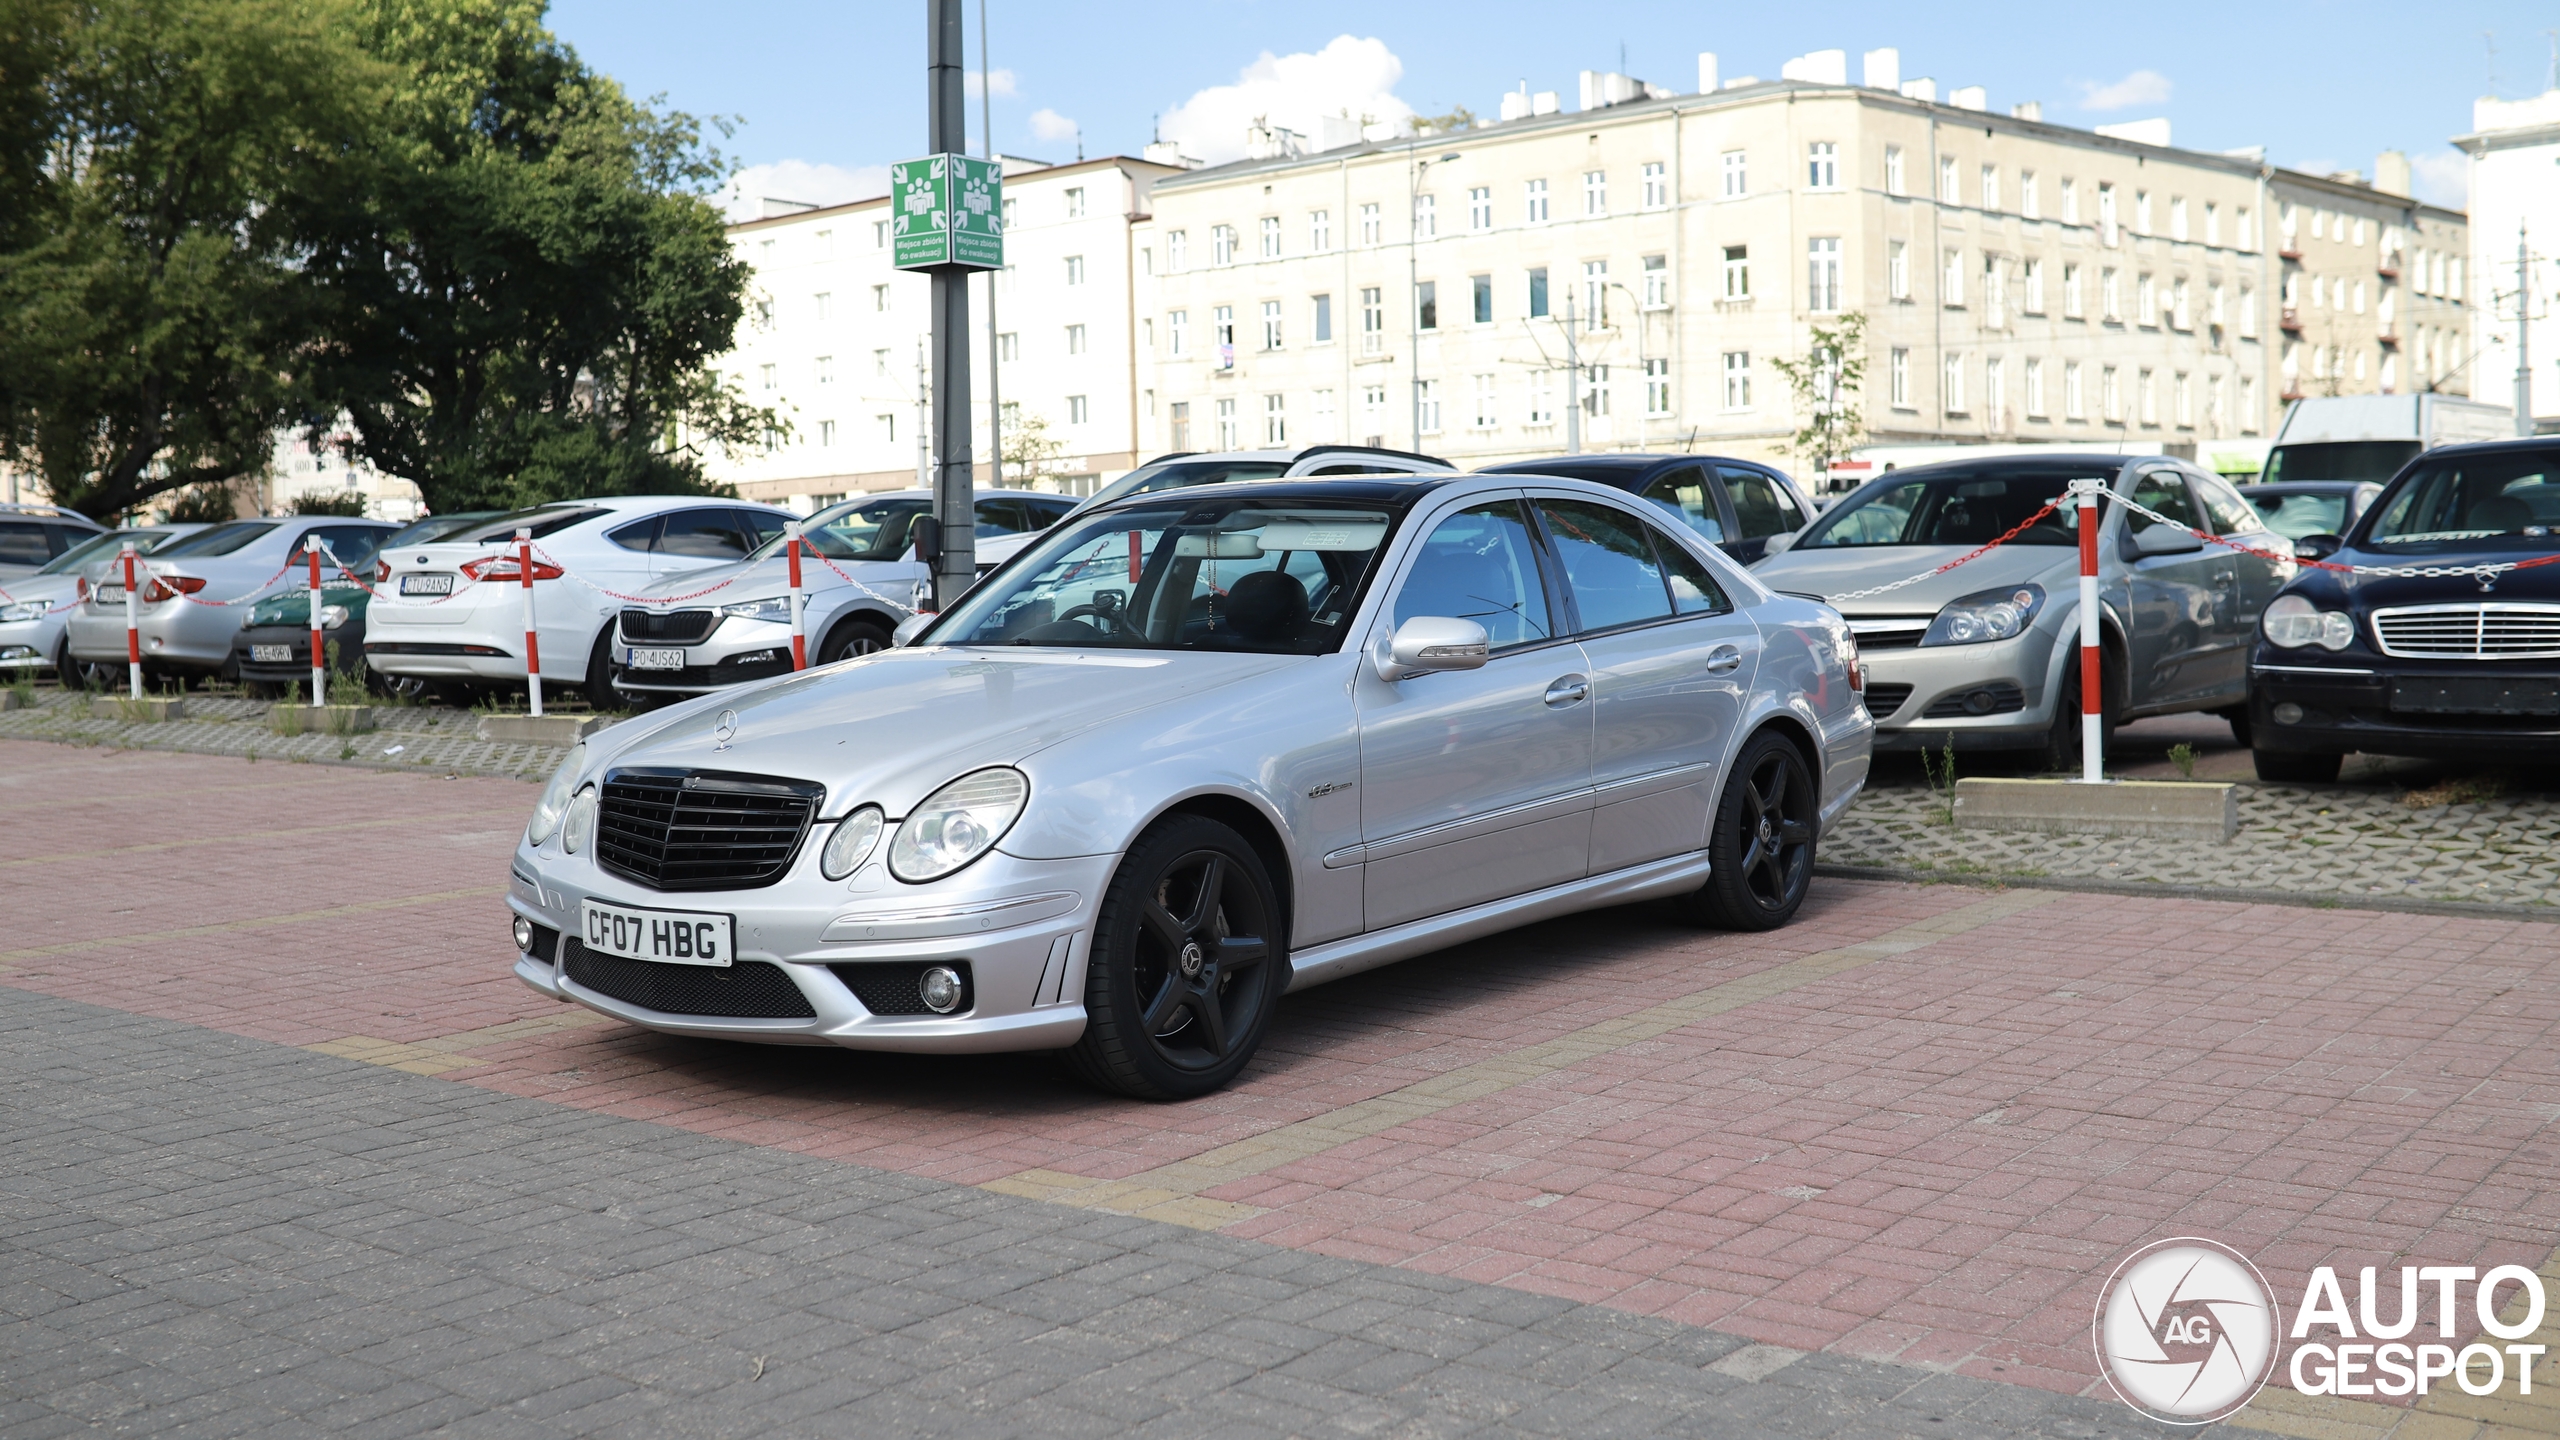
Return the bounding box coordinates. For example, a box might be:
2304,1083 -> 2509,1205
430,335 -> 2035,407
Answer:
1051,602 -> 1133,637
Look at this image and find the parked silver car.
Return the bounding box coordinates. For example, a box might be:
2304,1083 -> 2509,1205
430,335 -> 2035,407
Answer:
506,473 -> 1873,1098
64,516 -> 397,683
1753,454 -> 2288,768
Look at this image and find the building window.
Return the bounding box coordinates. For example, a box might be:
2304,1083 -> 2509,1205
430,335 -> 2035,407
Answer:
1985,357 -> 2006,427
2065,361 -> 2085,419
1312,293 -> 1332,343
1525,178 -> 1550,223
1980,164 -> 2000,212
1642,254 -> 1668,308
1472,373 -> 1499,428
1469,186 -> 1492,231
1166,311 -> 1185,356
1057,185 -> 1083,218
817,419 -> 835,447
1212,225 -> 1235,264
812,292 -> 832,323
873,220 -> 889,248
2134,190 -> 2152,235
878,413 -> 896,443
1361,384 -> 1387,436
2237,206 -> 2254,251
2101,267 -> 2121,322
1940,156 -> 1960,204
2238,286 -> 2257,339
1416,379 -> 1441,433
1068,394 -> 1090,425
2098,183 -> 2118,244
1889,347 -> 1911,409
1584,169 -> 1607,216
1943,248 -> 1965,306
1263,393 -> 1286,444
2173,276 -> 2192,330
1471,273 -> 1493,324
2101,365 -> 2122,422
1001,198 -> 1017,230
2138,368 -> 2158,426
1529,267 -> 1550,317
1414,193 -> 1436,238
1312,388 -> 1337,441
2175,371 -> 2194,427
1645,358 -> 1671,415
814,354 -> 833,384
1722,351 -> 1751,409
1260,215 -> 1281,258
2239,375 -> 2257,433
1582,260 -> 1607,325
2023,259 -> 2045,314
1416,280 -> 1438,331
1887,241 -> 1908,300
1943,353 -> 1966,414
1359,203 -> 1380,245
1168,401 -> 1190,450
1721,151 -> 1746,197
1585,364 -> 1610,415
1065,254 -> 1086,285
2025,357 -> 2047,417
2061,179 -> 2080,227
1361,287 -> 1384,354
1213,305 -> 1234,366
1066,323 -> 1087,355
1527,370 -> 1556,425
2203,202 -> 2220,247
2169,196 -> 2188,241
1167,230 -> 1187,269
1260,301 -> 1281,350
871,284 -> 889,313
1641,161 -> 1667,209
2352,280 -> 2367,315
759,363 -> 777,391
1884,146 -> 1904,196
1215,397 -> 1237,448
2021,170 -> 2040,220
874,348 -> 891,376
1807,238 -> 1841,312
2136,272 -> 2156,326
1309,209 -> 1331,251
2063,263 -> 2084,318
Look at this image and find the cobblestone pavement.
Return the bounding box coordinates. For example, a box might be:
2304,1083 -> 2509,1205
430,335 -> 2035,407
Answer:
7,742 -> 2560,1437
0,687 -> 585,782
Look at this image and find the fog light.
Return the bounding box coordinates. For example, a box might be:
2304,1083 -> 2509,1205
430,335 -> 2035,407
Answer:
513,915 -> 534,952
919,965 -> 963,1014
1962,688 -> 1998,715
2272,702 -> 2305,725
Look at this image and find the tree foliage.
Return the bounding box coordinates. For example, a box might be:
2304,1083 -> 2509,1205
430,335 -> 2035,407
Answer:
1769,311 -> 1869,485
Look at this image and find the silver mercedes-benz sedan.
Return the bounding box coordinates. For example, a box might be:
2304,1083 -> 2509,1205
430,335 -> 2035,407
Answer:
506,473 -> 1874,1098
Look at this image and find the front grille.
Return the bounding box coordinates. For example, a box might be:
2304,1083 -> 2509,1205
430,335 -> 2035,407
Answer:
1862,683 -> 1914,718
830,961 -> 977,1016
562,938 -> 816,1018
1923,681 -> 2027,719
621,608 -> 719,644
596,768 -> 823,892
2373,603 -> 2560,660
1847,620 -> 1932,651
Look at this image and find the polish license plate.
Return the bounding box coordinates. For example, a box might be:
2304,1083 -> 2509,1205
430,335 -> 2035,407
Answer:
579,899 -> 733,967
249,644 -> 294,662
95,585 -> 124,603
399,573 -> 455,596
629,647 -> 685,670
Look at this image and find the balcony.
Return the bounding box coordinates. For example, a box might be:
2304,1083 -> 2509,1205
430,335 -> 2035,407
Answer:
2378,328 -> 2399,347
2281,386 -> 2306,402
2377,263 -> 2400,280
2280,243 -> 2303,261
2279,308 -> 2303,333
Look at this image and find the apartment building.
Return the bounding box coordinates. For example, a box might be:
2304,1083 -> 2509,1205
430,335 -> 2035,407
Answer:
2268,160 -> 2471,412
1135,70 -> 2468,477
710,155 -> 1181,507
2456,87 -> 2560,428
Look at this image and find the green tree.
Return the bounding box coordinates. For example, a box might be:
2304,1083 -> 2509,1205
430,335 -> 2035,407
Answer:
1769,311 -> 1868,486
305,0 -> 779,515
0,0 -> 380,520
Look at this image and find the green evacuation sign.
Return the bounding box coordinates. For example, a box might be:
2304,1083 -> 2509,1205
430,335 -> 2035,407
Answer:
891,154 -> 1003,272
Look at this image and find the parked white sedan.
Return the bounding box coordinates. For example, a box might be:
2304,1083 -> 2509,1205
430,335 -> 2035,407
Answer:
505,473 -> 1872,1098
365,497 -> 796,707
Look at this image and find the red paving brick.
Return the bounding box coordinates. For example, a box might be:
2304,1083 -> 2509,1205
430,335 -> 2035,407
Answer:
5,738 -> 2558,1404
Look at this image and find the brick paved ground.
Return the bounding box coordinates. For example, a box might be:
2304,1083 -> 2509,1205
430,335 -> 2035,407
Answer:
5,740 -> 2559,1436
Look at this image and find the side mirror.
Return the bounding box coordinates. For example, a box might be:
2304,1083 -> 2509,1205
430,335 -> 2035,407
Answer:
2294,533 -> 2343,561
891,613 -> 935,647
1762,528 -> 1800,556
2131,524 -> 2205,558
1375,616 -> 1490,680
909,515 -> 942,567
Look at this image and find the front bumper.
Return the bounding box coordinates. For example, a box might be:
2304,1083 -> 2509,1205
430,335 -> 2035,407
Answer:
1859,631 -> 2060,752
0,616 -> 60,670
2251,659 -> 2560,761
614,616 -> 795,695
506,840 -> 1115,1053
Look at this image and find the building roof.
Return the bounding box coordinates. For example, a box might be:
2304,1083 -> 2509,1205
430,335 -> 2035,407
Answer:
724,155 -> 1186,235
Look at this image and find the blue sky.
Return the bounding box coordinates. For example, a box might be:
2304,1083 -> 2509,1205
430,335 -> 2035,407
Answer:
550,0 -> 2554,214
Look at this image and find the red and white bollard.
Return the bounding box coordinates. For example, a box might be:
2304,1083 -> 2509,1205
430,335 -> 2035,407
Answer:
518,527 -> 543,717
121,541 -> 142,699
306,542 -> 327,708
786,520 -> 807,670
2071,478 -> 2105,784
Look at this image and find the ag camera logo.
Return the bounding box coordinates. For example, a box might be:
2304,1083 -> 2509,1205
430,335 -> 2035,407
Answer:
2093,1237 -> 2281,1424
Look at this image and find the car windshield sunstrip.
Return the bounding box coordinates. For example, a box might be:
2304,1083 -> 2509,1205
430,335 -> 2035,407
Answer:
931,499 -> 1395,654
1797,472 -> 2099,548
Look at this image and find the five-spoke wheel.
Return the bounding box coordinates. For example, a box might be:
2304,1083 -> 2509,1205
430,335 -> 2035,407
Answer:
1683,731 -> 1818,931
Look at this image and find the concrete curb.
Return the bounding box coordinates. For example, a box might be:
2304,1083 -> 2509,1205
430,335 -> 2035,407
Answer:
90,696 -> 185,723
1814,863 -> 2560,925
475,714 -> 612,745
266,705 -> 375,735
1952,776 -> 2237,842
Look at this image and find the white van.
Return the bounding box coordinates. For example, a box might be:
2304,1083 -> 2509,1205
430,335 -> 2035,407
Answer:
2262,395 -> 2513,486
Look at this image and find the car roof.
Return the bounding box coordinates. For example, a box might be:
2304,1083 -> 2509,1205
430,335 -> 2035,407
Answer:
1084,473 -> 1460,515
1481,453 -> 1754,477
1852,453 -> 2154,479
833,489 -> 1072,504
2246,481 -> 2377,494
2409,435 -> 2560,461
0,503 -> 106,526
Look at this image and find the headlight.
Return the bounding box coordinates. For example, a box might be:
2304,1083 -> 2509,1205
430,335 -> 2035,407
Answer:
889,768 -> 1028,883
1920,583 -> 2045,647
718,596 -> 793,623
820,805 -> 885,880
561,786 -> 597,854
319,604 -> 351,629
527,743 -> 585,845
2262,594 -> 2354,650
1,601 -> 47,623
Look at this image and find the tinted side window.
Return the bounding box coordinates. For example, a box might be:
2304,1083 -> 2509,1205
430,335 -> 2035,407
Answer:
1023,498 -> 1073,530
735,509 -> 789,549
1393,501 -> 1554,651
1646,525 -> 1732,616
2128,471 -> 2202,533
310,526 -> 385,567
657,509 -> 750,558
2191,474 -> 2260,536
0,521 -> 50,566
1637,466 -> 1726,543
1721,467 -> 1798,539
972,499 -> 1031,536
1537,499 -> 1674,632
608,516 -> 661,552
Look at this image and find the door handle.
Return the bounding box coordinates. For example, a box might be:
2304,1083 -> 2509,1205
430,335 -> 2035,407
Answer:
1705,645 -> 1743,674
1544,674 -> 1590,707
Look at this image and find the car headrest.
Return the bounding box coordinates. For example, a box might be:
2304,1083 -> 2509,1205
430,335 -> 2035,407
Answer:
1223,569 -> 1309,642
2465,495 -> 2533,532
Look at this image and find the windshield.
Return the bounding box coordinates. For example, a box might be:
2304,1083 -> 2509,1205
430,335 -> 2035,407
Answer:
2248,490 -> 2353,541
1083,459 -> 1293,511
448,506 -> 608,543
154,521 -> 279,558
1797,471 -> 2092,548
931,498 -> 1396,654
2264,441 -> 2421,486
2364,450 -> 2560,546
246,586 -> 369,627
41,529 -> 169,574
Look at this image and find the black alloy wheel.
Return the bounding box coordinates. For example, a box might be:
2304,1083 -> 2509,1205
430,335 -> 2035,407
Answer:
1683,731 -> 1818,931
580,629 -> 620,711
1065,816 -> 1285,1100
822,617 -> 892,665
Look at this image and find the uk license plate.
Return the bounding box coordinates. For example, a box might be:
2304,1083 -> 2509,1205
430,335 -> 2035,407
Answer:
579,899 -> 733,967
249,644 -> 294,662
629,647 -> 685,670
399,573 -> 455,596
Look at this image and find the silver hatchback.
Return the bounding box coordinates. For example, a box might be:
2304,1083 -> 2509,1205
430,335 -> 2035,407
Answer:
506,473 -> 1872,1098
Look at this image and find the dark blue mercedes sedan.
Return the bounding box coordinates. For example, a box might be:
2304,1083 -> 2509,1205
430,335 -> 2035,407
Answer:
2248,437 -> 2560,780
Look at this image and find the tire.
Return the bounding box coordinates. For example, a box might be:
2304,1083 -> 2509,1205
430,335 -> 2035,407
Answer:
1682,731 -> 1819,932
1062,816 -> 1286,1101
580,630 -> 620,712
367,663 -> 433,704
2253,748 -> 2341,783
820,616 -> 893,665
2036,642 -> 2122,775
51,635 -> 85,689
2219,705 -> 2253,749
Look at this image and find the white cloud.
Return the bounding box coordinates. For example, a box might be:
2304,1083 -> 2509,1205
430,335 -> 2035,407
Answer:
1028,107 -> 1079,143
2411,150 -> 2468,208
1159,35 -> 1416,166
2077,68 -> 2173,112
966,68 -> 1017,99
718,160 -> 889,223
